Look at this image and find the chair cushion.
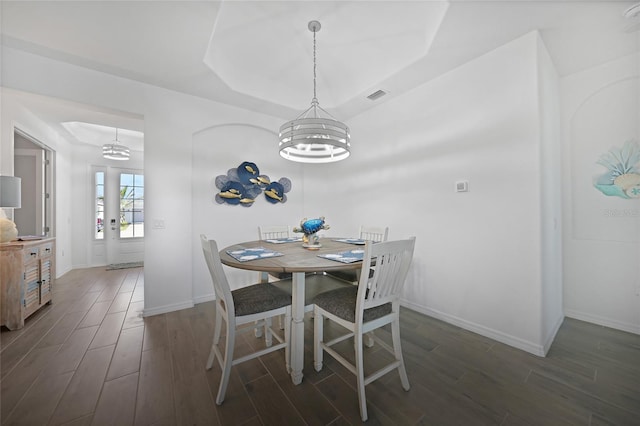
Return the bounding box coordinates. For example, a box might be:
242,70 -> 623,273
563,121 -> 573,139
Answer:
313,286 -> 391,323
232,283 -> 291,316
269,271 -> 293,280
324,270 -> 358,283
272,274 -> 352,307
325,268 -> 375,283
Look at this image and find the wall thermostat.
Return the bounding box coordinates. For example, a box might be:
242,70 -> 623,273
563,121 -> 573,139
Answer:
455,181 -> 469,192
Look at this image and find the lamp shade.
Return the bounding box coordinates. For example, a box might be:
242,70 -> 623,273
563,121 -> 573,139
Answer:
0,176 -> 21,208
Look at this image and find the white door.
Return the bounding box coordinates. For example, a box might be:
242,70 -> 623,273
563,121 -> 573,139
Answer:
13,130 -> 53,237
93,167 -> 144,266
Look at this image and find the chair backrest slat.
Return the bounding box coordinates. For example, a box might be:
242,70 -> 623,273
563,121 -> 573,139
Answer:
258,225 -> 291,240
359,225 -> 389,242
356,237 -> 416,320
200,235 -> 235,319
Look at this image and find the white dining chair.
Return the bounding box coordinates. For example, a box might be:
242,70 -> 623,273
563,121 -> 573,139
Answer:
258,225 -> 292,241
313,237 -> 416,421
200,235 -> 291,405
258,225 -> 293,282
256,225 -> 351,330
272,273 -> 353,315
358,225 -> 389,243
326,225 -> 389,284
258,225 -> 350,301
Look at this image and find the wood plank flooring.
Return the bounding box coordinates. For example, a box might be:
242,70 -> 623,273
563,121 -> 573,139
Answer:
1,266 -> 639,425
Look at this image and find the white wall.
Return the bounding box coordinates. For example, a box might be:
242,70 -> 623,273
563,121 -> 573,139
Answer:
1,46 -> 285,317
2,31 -> 570,354
561,52 -> 640,334
191,124 -> 305,302
537,35 -> 564,352
1,88 -> 74,276
305,32 -> 556,355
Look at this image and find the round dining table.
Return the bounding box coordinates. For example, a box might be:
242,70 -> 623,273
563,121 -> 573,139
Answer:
219,237 -> 363,384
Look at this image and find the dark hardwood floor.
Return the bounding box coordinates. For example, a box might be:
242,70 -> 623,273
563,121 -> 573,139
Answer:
1,266 -> 639,425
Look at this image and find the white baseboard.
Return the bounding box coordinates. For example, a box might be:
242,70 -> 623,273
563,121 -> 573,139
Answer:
400,298 -> 547,357
55,265 -> 73,279
193,293 -> 216,305
143,300 -> 194,317
542,313 -> 565,356
141,295 -> 214,317
71,263 -> 107,270
564,309 -> 640,335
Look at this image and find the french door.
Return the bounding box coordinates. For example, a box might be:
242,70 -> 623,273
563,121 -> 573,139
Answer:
93,166 -> 144,266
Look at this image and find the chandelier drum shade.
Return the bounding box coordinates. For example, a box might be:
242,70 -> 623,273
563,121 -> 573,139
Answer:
279,20 -> 350,163
102,128 -> 130,160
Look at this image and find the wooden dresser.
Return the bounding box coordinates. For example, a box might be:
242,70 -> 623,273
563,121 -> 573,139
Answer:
0,238 -> 55,330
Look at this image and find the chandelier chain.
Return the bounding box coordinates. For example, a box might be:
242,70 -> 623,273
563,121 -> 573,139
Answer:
313,27 -> 317,102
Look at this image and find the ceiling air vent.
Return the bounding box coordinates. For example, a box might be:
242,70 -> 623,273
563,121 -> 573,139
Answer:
623,3 -> 640,19
367,89 -> 387,101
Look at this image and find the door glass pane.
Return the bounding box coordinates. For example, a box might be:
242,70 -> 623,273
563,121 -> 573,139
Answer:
95,171 -> 104,239
120,172 -> 144,238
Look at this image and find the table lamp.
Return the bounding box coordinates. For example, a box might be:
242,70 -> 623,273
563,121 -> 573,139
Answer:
0,176 -> 22,243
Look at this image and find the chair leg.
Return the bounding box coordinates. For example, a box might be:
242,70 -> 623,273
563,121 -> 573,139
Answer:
259,273 -> 286,331
364,331 -> 375,348
265,317 -> 273,347
284,308 -> 291,373
313,307 -> 324,372
354,328 -> 368,422
216,324 -> 236,405
255,272 -> 270,337
391,316 -> 410,391
207,309 -> 223,370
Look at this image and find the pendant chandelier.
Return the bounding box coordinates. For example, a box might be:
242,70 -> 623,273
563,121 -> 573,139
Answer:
102,128 -> 130,160
279,21 -> 350,163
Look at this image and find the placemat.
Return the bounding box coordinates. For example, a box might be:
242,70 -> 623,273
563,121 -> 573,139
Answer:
333,238 -> 366,245
264,237 -> 303,244
318,249 -> 364,263
226,247 -> 284,262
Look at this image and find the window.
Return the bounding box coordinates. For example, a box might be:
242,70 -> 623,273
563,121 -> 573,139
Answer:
120,173 -> 144,238
95,171 -> 105,240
